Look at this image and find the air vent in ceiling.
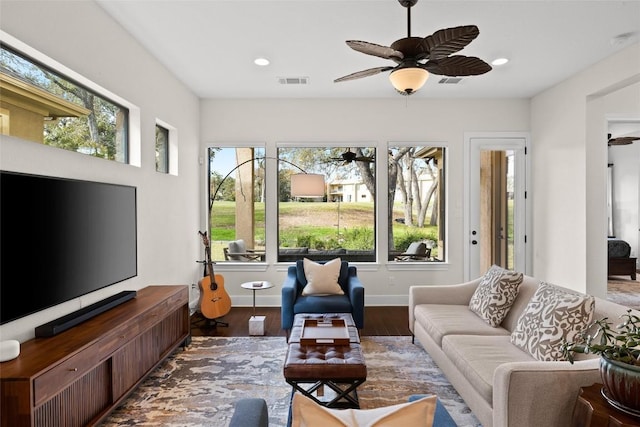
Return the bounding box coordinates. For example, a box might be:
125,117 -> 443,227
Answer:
438,77 -> 463,84
278,76 -> 310,85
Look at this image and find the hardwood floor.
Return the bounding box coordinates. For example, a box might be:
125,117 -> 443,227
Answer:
190,306 -> 410,337
190,277 -> 640,337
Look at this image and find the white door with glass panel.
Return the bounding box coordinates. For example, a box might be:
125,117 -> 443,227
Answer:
466,135 -> 529,280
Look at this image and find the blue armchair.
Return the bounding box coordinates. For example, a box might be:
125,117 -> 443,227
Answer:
281,260 -> 365,330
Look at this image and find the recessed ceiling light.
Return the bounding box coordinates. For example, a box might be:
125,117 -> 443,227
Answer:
254,57 -> 270,66
491,58 -> 509,66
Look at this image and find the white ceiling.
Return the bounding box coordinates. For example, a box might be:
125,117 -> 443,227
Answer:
96,0 -> 640,99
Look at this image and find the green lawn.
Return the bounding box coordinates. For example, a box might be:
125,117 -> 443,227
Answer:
208,201 -> 438,259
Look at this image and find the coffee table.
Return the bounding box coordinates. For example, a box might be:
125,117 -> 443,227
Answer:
283,313 -> 367,409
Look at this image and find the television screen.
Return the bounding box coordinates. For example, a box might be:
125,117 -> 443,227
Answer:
0,171 -> 137,325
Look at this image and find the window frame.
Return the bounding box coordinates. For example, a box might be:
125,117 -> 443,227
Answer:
276,143 -> 377,263
204,141 -> 450,269
387,142 -> 449,265
0,31 -> 141,166
155,124 -> 169,173
206,143 -> 267,263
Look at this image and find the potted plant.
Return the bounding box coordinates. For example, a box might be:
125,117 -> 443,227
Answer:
561,310 -> 640,415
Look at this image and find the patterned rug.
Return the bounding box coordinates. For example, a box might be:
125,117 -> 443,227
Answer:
101,336 -> 480,427
607,275 -> 640,310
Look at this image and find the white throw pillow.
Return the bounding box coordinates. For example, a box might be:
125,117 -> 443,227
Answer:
510,282 -> 595,361
301,258 -> 344,296
291,393 -> 436,427
468,265 -> 523,327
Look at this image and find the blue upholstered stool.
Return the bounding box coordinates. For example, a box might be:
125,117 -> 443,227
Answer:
409,395 -> 458,427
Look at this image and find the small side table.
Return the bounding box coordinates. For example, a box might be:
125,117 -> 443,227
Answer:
571,383 -> 640,427
241,281 -> 274,336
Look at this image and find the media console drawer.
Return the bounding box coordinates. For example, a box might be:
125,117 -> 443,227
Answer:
33,342 -> 100,406
0,285 -> 190,427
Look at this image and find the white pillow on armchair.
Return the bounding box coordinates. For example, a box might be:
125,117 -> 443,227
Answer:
301,258 -> 344,296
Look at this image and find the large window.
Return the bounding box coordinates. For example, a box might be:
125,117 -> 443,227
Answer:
206,144 -> 446,264
388,145 -> 446,262
277,146 -> 376,263
207,146 -> 266,262
0,45 -> 129,162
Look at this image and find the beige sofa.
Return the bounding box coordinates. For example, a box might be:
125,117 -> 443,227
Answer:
408,274 -> 637,427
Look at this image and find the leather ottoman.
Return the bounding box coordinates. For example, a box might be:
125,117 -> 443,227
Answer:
283,342 -> 367,409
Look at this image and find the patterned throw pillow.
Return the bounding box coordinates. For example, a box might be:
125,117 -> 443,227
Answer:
510,282 -> 595,361
469,265 -> 523,327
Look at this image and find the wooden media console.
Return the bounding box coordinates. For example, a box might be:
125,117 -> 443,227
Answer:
0,285 -> 190,427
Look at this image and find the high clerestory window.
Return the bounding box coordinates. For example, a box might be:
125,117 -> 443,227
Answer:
0,44 -> 129,162
155,124 -> 169,173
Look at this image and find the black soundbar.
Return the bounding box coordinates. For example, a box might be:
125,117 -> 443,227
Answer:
35,290 -> 137,337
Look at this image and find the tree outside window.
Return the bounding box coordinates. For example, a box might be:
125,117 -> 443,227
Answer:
277,146 -> 376,263
155,125 -> 169,173
207,146 -> 266,261
0,45 -> 128,162
388,145 -> 446,262
207,144 -> 445,264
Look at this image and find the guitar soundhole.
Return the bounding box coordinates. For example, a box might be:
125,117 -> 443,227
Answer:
210,282 -> 218,291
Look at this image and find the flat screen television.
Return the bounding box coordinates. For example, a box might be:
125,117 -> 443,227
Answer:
1,171 -> 137,325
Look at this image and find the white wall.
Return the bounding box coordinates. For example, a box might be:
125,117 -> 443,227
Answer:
200,98 -> 530,307
531,42 -> 640,296
0,1 -> 201,342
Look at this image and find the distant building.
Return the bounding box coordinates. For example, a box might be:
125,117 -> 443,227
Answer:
328,179 -> 373,202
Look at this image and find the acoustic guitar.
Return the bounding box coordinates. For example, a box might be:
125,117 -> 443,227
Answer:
198,231 -> 232,319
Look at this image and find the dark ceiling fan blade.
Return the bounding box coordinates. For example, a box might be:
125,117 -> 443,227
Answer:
608,136 -> 639,145
346,40 -> 404,61
422,25 -> 480,60
334,66 -> 395,83
422,55 -> 492,76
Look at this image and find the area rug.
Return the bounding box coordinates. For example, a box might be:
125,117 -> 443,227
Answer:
101,336 -> 481,427
607,275 -> 640,310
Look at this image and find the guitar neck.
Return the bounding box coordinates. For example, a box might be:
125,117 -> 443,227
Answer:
204,246 -> 216,283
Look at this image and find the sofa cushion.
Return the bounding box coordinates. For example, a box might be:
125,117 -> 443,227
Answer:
414,305 -> 511,346
469,265 -> 523,327
291,392 -> 436,426
301,257 -> 344,296
510,282 -> 595,361
442,335 -> 535,404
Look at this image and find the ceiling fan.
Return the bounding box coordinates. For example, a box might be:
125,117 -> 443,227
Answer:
334,0 -> 492,95
330,148 -> 375,164
608,134 -> 639,146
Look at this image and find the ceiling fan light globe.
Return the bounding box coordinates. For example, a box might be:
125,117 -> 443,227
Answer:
389,67 -> 429,95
